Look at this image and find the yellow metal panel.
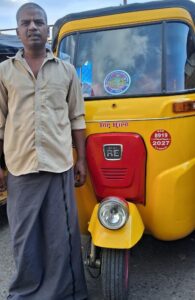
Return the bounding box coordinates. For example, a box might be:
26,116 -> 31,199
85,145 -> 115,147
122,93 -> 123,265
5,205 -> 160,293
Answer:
141,158 -> 195,240
73,149 -> 98,234
84,95 -> 195,122
0,191 -> 7,206
0,170 -> 7,206
75,176 -> 98,234
88,203 -> 144,249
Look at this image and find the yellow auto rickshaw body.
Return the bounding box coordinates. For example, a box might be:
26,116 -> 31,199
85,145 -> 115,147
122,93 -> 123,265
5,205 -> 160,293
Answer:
0,188 -> 7,206
53,0 -> 195,245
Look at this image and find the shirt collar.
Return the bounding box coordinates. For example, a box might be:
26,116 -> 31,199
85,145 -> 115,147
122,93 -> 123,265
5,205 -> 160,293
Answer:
12,48 -> 58,63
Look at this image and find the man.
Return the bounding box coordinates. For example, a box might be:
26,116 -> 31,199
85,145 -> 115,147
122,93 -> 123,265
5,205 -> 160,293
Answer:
0,3 -> 88,300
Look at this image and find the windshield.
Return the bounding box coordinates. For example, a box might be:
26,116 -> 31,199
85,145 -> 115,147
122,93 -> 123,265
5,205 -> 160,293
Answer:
59,22 -> 195,98
165,22 -> 194,92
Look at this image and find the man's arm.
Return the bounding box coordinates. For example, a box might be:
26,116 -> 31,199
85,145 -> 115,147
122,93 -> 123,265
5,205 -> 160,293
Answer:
0,140 -> 6,191
0,65 -> 8,191
72,129 -> 86,187
66,64 -> 87,187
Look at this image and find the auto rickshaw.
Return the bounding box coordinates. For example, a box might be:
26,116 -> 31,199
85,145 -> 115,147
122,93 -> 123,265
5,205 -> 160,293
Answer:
0,34 -> 22,207
53,0 -> 194,298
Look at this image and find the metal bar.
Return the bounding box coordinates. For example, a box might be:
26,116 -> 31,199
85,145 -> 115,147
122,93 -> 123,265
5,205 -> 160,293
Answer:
0,24 -> 53,32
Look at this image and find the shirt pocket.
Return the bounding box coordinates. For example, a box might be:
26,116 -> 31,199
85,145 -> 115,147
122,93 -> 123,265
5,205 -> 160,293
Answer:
44,83 -> 69,128
46,83 -> 68,110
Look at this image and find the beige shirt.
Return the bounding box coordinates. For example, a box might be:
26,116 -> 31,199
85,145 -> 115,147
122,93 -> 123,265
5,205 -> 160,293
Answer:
0,49 -> 85,176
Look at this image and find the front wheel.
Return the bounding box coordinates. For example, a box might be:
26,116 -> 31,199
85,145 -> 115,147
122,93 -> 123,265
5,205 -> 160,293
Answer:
101,248 -> 130,300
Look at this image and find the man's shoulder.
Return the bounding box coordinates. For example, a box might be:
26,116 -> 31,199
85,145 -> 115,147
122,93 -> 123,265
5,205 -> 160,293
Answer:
0,56 -> 14,65
58,58 -> 73,69
0,57 -> 13,73
56,58 -> 76,77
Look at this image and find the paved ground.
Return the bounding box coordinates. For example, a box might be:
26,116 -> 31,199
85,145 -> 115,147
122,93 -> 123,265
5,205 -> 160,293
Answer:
0,205 -> 195,300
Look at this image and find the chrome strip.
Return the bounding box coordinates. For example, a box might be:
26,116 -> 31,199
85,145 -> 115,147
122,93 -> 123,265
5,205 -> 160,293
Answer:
85,114 -> 195,123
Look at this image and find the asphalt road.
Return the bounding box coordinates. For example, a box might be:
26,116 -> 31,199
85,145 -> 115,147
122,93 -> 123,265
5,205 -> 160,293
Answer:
0,205 -> 195,300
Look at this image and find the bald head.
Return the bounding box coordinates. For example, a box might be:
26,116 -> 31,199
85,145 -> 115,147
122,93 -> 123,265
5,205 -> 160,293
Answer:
16,2 -> 47,25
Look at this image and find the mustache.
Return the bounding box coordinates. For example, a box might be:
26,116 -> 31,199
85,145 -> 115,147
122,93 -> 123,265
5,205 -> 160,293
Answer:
27,32 -> 40,38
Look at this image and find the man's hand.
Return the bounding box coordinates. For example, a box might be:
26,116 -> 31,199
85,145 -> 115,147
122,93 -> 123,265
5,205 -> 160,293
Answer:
72,129 -> 86,187
0,167 -> 6,192
74,158 -> 86,187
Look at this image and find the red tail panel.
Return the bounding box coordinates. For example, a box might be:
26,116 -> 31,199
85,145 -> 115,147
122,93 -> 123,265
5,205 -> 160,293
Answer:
86,133 -> 146,204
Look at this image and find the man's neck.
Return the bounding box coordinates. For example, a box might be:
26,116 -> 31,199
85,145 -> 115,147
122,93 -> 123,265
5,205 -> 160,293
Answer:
23,47 -> 47,60
23,48 -> 47,78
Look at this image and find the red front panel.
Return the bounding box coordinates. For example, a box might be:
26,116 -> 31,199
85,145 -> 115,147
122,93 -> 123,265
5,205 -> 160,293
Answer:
86,133 -> 146,204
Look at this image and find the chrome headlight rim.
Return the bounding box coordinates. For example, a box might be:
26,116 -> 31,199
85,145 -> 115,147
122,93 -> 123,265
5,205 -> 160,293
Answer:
98,196 -> 129,230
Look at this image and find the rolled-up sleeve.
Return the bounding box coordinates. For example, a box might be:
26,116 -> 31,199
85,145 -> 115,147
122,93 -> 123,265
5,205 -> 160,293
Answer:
67,64 -> 86,130
0,68 -> 8,139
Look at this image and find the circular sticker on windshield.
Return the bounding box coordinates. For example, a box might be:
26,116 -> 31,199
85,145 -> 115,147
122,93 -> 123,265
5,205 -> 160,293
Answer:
104,70 -> 131,95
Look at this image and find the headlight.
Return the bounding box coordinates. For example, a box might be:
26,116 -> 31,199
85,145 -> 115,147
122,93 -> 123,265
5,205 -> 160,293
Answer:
98,197 -> 129,230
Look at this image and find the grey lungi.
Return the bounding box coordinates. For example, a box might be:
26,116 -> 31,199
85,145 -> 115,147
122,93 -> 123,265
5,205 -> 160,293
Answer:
6,169 -> 88,300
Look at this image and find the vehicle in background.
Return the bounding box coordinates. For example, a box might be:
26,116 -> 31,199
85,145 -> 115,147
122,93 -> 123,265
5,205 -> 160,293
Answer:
47,0 -> 195,298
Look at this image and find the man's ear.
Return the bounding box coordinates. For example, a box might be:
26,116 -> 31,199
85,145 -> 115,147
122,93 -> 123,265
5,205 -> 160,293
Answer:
16,28 -> 20,38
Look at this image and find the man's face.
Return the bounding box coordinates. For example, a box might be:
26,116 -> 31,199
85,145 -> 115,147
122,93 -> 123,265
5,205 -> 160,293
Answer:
16,7 -> 49,51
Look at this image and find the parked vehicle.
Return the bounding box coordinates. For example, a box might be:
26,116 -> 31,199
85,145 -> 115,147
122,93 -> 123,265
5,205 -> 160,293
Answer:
41,0 -> 195,298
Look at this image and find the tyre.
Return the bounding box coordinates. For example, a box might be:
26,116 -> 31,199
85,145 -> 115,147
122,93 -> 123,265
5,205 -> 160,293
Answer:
101,248 -> 129,300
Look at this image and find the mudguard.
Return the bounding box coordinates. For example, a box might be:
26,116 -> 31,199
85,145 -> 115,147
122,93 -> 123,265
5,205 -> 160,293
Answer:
88,202 -> 144,249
